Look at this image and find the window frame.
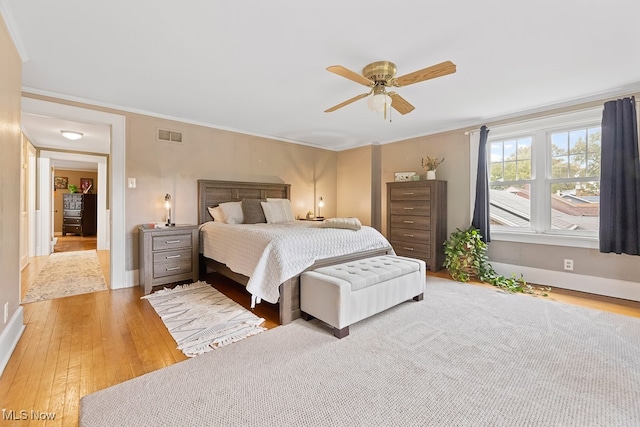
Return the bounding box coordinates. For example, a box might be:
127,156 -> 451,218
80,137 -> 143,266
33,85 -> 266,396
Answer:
485,107 -> 602,249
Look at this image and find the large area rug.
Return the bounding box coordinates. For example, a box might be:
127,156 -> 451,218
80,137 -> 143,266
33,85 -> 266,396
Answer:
22,250 -> 107,303
81,277 -> 640,427
142,281 -> 266,357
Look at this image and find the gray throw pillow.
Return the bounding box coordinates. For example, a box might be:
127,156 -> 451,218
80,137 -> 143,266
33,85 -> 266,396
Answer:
242,198 -> 267,224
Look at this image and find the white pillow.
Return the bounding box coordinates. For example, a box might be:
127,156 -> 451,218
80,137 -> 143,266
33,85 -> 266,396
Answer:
261,201 -> 295,224
265,198 -> 295,222
218,201 -> 244,224
207,206 -> 226,223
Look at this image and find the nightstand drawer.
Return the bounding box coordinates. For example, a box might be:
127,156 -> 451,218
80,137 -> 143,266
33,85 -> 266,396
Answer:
153,249 -> 193,278
152,233 -> 192,251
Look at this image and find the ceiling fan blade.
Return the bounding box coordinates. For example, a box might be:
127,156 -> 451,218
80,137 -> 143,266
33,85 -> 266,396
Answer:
324,92 -> 370,113
394,61 -> 456,87
326,65 -> 373,87
388,92 -> 415,115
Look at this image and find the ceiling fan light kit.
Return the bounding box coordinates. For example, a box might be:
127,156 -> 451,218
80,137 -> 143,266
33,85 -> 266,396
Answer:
325,60 -> 456,118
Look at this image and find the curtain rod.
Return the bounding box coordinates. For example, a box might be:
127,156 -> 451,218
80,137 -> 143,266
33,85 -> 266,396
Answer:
463,103 -> 610,136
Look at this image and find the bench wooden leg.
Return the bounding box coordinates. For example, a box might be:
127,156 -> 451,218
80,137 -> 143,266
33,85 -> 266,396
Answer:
333,326 -> 349,339
413,293 -> 424,301
301,311 -> 314,321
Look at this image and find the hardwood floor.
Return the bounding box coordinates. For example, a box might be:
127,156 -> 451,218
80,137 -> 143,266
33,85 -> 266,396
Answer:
2,264 -> 639,426
53,235 -> 97,252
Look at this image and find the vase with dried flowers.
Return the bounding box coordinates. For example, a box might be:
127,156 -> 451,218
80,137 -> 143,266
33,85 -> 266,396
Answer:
421,156 -> 444,180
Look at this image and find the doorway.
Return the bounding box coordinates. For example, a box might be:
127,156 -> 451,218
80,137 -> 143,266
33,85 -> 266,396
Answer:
21,97 -> 126,289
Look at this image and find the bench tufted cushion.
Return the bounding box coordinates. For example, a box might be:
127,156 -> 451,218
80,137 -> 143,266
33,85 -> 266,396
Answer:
312,256 -> 421,292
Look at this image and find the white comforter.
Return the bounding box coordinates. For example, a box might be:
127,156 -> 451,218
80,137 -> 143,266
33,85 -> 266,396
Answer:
200,221 -> 394,304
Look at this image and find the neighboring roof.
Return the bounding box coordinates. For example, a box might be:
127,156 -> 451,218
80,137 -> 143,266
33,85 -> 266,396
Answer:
490,189 -> 599,231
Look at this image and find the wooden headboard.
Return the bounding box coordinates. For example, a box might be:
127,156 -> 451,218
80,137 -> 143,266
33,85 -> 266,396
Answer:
197,180 -> 291,224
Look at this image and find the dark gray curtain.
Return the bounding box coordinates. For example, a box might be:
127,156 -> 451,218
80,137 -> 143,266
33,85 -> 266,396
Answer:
599,96 -> 640,255
472,125 -> 491,243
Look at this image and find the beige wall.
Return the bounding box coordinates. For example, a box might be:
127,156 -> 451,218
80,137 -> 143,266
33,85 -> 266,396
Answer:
125,113 -> 338,270
336,145 -> 373,226
53,170 -> 98,233
0,17 -> 22,336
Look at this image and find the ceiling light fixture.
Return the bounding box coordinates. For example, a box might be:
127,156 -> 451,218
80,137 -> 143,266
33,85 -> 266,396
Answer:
367,93 -> 392,113
60,130 -> 84,140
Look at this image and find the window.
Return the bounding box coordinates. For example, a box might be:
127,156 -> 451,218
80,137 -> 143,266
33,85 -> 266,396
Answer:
486,108 -> 602,246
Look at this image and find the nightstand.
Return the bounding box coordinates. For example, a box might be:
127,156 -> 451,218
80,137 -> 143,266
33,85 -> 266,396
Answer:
138,224 -> 199,294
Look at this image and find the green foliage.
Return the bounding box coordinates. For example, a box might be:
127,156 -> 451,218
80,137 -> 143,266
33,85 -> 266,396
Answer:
68,184 -> 78,193
443,226 -> 550,296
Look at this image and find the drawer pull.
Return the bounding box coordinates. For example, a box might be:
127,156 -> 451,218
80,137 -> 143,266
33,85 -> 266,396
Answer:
403,220 -> 415,224
403,192 -> 415,195
403,234 -> 415,237
403,207 -> 414,210
166,266 -> 181,271
165,240 -> 181,244
403,247 -> 415,251
165,255 -> 181,259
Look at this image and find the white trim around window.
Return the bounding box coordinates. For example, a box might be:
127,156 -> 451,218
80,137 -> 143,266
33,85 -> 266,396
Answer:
484,106 -> 603,248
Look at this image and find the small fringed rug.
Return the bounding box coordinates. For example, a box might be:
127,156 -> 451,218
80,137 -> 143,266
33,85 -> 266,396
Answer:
142,281 -> 266,357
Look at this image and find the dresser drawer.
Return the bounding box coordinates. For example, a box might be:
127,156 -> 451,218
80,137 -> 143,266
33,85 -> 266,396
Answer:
389,227 -> 430,243
64,209 -> 81,217
389,215 -> 430,230
389,201 -> 430,216
152,233 -> 192,251
64,217 -> 82,225
153,249 -> 193,279
63,224 -> 82,234
391,242 -> 430,262
389,186 -> 431,201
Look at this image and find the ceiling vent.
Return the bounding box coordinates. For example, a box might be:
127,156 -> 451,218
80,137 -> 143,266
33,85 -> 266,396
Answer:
157,128 -> 183,144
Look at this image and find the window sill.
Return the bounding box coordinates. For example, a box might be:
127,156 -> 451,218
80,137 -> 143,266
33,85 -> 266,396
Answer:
491,230 -> 599,249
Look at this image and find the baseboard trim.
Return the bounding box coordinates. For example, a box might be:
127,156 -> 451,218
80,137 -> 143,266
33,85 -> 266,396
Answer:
492,262 -> 640,302
0,306 -> 25,378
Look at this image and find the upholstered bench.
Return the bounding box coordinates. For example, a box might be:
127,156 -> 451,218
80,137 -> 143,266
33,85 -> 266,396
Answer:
300,255 -> 426,338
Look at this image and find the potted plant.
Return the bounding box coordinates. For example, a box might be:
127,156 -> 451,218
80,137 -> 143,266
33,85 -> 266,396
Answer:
443,226 -> 550,296
68,184 -> 78,193
421,156 -> 444,180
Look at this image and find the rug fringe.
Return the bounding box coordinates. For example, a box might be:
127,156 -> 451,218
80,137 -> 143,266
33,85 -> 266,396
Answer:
141,281 -> 210,299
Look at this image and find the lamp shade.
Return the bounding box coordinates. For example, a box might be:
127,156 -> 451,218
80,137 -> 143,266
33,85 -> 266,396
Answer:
367,93 -> 392,113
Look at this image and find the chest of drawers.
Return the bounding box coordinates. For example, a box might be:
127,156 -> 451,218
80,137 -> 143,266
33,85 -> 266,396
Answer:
386,180 -> 447,271
62,193 -> 97,236
138,224 -> 200,294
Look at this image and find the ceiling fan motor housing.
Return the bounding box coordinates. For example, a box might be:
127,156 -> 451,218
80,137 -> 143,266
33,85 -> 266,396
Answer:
362,61 -> 397,85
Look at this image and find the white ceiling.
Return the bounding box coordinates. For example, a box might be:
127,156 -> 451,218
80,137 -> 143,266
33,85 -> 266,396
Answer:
4,1 -> 640,151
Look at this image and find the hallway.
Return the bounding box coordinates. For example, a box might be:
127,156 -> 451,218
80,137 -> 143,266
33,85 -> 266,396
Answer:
21,235 -> 109,300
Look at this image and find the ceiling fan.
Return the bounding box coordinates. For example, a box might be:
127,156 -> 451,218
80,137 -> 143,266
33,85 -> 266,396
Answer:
324,60 -> 456,116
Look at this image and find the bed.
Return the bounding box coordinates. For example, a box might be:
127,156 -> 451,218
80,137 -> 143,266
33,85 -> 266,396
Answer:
197,179 -> 394,325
